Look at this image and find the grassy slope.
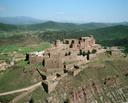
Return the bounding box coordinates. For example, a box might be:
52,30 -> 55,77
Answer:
0,42 -> 51,92
18,87 -> 49,103
0,61 -> 36,92
0,41 -> 51,63
0,23 -> 18,31
0,42 -> 50,54
87,25 -> 128,40
18,53 -> 128,103
52,53 -> 128,102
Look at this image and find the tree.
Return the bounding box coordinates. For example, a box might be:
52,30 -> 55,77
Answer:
106,50 -> 112,55
29,98 -> 34,103
25,53 -> 29,61
42,59 -> 45,67
68,51 -> 71,55
92,49 -> 97,54
123,46 -> 128,57
79,49 -> 83,55
82,51 -> 86,56
65,52 -> 68,56
87,50 -> 90,60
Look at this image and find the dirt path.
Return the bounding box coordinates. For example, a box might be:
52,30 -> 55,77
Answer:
10,86 -> 39,103
0,82 -> 42,96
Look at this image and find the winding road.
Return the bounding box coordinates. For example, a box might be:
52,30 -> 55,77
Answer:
0,82 -> 42,96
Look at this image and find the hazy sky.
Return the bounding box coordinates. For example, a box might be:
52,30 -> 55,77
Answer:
0,0 -> 128,22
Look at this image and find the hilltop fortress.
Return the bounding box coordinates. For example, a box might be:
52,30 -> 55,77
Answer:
26,35 -> 101,73
25,35 -> 104,93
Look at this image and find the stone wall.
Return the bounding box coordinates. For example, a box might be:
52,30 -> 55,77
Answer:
42,80 -> 59,93
45,57 -> 63,69
29,55 -> 43,64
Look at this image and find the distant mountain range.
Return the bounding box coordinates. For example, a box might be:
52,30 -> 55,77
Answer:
24,21 -> 128,31
0,16 -> 128,27
0,20 -> 128,47
0,16 -> 44,25
0,17 -> 128,32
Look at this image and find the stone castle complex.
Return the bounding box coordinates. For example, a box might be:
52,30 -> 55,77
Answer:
27,35 -> 101,70
26,35 -> 102,93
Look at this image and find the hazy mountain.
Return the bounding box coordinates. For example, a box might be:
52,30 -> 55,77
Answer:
0,20 -> 128,32
0,16 -> 128,27
26,21 -> 114,30
117,22 -> 128,26
27,21 -> 79,30
78,22 -> 113,29
0,16 -> 44,25
26,21 -> 128,30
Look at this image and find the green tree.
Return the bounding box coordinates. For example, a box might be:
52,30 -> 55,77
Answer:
106,50 -> 112,55
42,59 -> 45,67
92,49 -> 97,54
82,51 -> 86,56
79,49 -> 83,55
29,98 -> 34,103
68,51 -> 71,55
123,46 -> 128,56
87,50 -> 90,60
65,52 -> 68,56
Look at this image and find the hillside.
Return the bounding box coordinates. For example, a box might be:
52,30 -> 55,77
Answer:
0,23 -> 128,103
0,23 -> 18,31
79,22 -> 113,29
0,23 -> 128,47
1,51 -> 127,103
37,25 -> 128,43
0,21 -> 128,32
87,25 -> 128,40
26,21 -> 79,30
86,25 -> 128,46
27,21 -> 122,30
0,21 -> 109,31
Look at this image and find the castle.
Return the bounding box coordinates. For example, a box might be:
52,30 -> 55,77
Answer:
26,35 -> 101,73
25,35 -> 102,93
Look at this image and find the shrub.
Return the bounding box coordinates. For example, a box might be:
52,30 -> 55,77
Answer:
92,49 -> 97,54
79,49 -> 83,55
82,51 -> 86,56
106,50 -> 112,55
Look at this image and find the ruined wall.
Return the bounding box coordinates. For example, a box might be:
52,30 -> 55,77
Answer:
45,57 -> 63,69
29,55 -> 43,64
79,36 -> 96,51
42,80 -> 59,93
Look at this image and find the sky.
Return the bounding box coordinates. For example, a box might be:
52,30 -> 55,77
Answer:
0,0 -> 128,23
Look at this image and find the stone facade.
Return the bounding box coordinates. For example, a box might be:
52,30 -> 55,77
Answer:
62,35 -> 100,52
42,80 -> 59,93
